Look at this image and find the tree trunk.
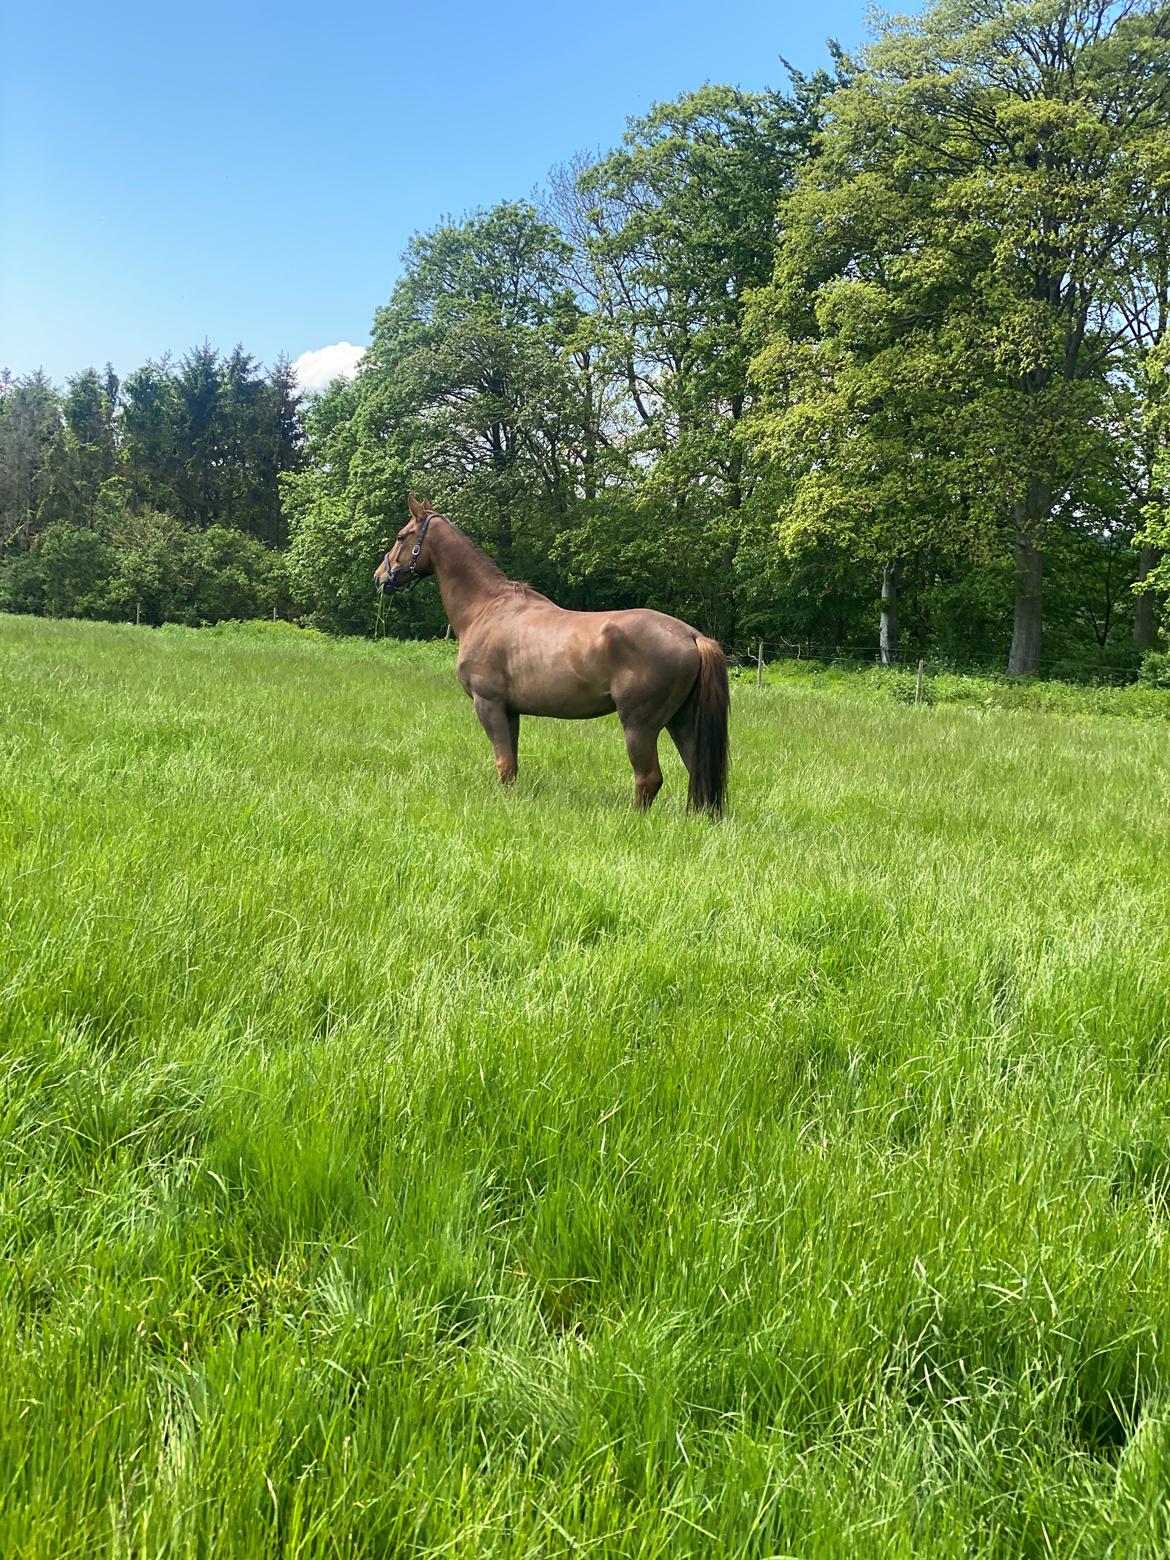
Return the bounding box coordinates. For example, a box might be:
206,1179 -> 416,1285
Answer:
879,559 -> 902,666
1135,545 -> 1160,652
1007,533 -> 1044,676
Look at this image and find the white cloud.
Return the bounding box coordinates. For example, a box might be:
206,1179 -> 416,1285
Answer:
291,341 -> 365,393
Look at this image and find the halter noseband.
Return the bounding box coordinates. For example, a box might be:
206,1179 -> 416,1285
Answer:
382,509 -> 434,590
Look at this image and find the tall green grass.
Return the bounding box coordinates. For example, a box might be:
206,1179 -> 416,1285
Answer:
742,654 -> 1170,720
2,614 -> 1170,1557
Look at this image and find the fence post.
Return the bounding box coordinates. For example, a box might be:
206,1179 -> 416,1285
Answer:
756,639 -> 764,689
135,601 -> 141,626
915,658 -> 924,706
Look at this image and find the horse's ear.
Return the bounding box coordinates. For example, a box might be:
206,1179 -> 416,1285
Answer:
420,497 -> 434,515
407,493 -> 425,521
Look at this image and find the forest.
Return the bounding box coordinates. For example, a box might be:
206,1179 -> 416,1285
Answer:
3,0 -> 1169,678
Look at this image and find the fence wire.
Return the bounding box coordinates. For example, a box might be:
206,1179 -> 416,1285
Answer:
727,639 -> 1149,686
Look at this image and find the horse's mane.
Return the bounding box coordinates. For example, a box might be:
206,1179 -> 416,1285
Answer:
434,514 -> 544,600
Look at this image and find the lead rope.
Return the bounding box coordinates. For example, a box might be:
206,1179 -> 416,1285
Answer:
378,510 -> 437,630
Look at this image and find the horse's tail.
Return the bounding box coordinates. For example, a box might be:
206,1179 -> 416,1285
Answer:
687,635 -> 730,818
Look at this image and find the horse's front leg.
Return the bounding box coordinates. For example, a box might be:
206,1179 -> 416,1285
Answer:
472,694 -> 519,786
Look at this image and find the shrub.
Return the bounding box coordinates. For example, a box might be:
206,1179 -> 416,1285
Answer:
1138,650 -> 1170,689
0,552 -> 48,615
103,513 -> 293,626
38,525 -> 118,619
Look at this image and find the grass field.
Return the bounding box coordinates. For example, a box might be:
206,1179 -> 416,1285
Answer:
3,614 -> 1170,1558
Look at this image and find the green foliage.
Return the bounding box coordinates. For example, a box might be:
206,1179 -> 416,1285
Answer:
285,204 -> 595,628
5,616 -> 1170,1554
368,201 -> 586,571
0,513 -> 289,629
0,550 -> 47,615
1139,649 -> 1170,689
121,346 -> 303,539
51,367 -> 118,528
1,345 -> 303,556
746,0 -> 1170,672
0,346 -> 302,630
1139,339 -> 1170,605
0,370 -> 61,547
565,79 -> 838,638
281,378 -> 443,637
284,480 -> 390,636
37,524 -> 118,618
750,654 -> 1170,720
102,515 -> 289,626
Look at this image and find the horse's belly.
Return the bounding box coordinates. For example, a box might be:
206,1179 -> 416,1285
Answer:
512,683 -> 616,719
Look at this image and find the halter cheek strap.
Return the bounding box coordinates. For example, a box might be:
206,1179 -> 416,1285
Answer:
384,510 -> 433,589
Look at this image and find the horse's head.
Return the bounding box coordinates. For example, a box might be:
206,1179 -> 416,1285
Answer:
375,494 -> 437,593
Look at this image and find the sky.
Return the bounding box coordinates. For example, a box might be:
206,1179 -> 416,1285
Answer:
1,0 -> 874,390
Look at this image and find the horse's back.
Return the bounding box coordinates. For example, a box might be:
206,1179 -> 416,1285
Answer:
459,597 -> 701,720
595,605 -> 702,649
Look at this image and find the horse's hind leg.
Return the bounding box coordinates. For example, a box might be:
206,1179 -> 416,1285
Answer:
666,700 -> 697,788
473,694 -> 519,785
622,721 -> 663,810
507,710 -> 520,769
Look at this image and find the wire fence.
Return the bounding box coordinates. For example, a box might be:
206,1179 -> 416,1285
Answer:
725,638 -> 1150,687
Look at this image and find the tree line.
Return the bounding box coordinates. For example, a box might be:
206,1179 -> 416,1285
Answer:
0,349 -> 300,623
6,0 -> 1170,676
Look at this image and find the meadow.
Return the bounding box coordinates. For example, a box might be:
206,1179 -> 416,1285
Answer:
3,613 -> 1170,1558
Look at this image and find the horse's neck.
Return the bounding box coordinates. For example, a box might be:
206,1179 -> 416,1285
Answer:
431,520 -> 510,635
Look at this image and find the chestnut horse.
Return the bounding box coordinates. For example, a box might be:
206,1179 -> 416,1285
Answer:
375,497 -> 729,815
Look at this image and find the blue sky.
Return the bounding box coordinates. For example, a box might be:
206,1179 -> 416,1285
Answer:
2,0 -> 873,387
